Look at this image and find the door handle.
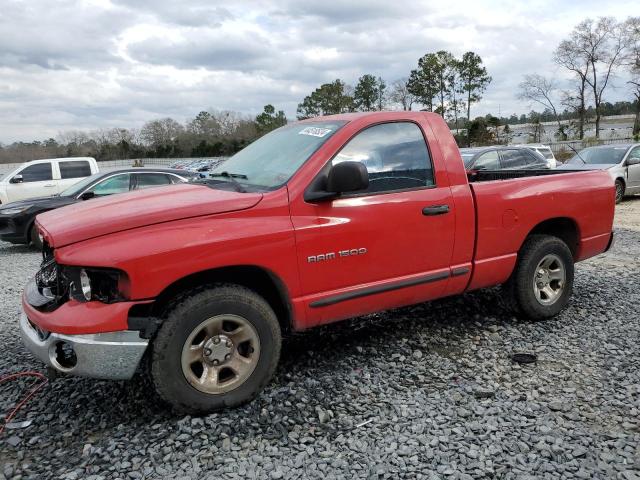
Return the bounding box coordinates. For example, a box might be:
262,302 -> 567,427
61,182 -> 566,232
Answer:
44,184 -> 55,187
422,205 -> 449,216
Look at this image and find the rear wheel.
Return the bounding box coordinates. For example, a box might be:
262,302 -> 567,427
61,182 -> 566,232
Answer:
615,180 -> 624,204
151,284 -> 281,414
504,235 -> 574,320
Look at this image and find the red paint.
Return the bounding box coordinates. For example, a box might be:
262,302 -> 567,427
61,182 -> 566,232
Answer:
28,112 -> 615,335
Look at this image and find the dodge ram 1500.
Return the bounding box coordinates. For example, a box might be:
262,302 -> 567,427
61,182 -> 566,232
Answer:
20,112 -> 615,413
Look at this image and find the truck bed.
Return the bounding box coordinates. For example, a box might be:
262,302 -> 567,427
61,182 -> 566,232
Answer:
467,168 -> 583,182
465,168 -> 615,291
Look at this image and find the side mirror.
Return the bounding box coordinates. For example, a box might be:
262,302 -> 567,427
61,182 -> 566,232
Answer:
626,157 -> 640,166
304,162 -> 369,203
305,161 -> 369,202
10,174 -> 23,184
79,191 -> 95,200
327,161 -> 369,194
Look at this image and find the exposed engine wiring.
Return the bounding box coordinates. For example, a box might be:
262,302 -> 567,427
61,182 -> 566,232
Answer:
0,371 -> 48,436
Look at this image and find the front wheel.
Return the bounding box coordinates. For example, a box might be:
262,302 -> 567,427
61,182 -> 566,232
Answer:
615,180 -> 624,204
504,235 -> 574,320
30,224 -> 43,250
151,284 -> 281,414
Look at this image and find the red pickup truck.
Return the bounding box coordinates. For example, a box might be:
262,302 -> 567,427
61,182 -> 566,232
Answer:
21,112 -> 615,413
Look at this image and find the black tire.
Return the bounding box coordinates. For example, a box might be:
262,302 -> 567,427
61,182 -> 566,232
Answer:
29,224 -> 43,250
504,234 -> 574,320
151,284 -> 281,414
615,180 -> 624,204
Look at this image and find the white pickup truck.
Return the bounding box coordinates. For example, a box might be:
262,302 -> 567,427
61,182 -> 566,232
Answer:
0,157 -> 99,204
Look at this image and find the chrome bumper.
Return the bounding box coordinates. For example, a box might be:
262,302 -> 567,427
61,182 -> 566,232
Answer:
20,311 -> 148,380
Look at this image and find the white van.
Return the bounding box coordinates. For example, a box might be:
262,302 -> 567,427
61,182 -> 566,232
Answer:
0,157 -> 99,204
514,144 -> 557,168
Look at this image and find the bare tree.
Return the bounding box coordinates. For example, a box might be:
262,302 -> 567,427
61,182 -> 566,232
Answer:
571,18 -> 627,137
140,118 -> 184,148
554,39 -> 591,139
624,17 -> 640,135
389,78 -> 416,111
517,74 -> 562,130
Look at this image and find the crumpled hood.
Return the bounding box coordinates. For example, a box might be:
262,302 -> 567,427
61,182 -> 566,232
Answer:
36,184 -> 263,247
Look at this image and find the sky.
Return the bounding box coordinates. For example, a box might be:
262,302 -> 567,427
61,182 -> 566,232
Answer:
0,0 -> 636,143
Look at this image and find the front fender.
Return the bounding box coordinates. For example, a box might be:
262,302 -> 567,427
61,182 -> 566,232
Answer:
53,200 -> 301,302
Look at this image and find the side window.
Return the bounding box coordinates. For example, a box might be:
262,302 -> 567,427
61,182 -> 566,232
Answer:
332,122 -> 434,194
500,150 -> 528,169
524,150 -> 543,165
59,161 -> 91,179
87,174 -> 131,196
17,163 -> 53,183
629,147 -> 640,160
134,173 -> 174,190
473,151 -> 499,170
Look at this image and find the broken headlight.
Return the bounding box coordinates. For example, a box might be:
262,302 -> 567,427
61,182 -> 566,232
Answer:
65,267 -> 130,303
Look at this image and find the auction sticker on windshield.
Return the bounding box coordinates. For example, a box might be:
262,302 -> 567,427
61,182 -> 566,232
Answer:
299,127 -> 332,137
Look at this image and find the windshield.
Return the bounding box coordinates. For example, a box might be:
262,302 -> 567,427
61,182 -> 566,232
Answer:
567,146 -> 628,165
205,121 -> 347,190
60,172 -> 103,196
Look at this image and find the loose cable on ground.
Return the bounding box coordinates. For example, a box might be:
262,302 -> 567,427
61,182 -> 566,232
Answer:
0,371 -> 48,436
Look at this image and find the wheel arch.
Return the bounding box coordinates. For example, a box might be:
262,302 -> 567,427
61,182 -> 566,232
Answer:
523,217 -> 580,259
134,265 -> 294,335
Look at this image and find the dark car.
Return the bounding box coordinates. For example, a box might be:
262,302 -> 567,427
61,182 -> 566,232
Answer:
0,168 -> 196,248
460,146 -> 549,171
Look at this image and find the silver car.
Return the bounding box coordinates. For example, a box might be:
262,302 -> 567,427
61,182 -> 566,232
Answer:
559,144 -> 640,203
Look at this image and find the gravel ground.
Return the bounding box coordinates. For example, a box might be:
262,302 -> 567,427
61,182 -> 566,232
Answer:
1,200 -> 639,480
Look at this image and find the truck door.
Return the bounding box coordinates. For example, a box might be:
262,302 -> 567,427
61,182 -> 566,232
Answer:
290,121 -> 455,327
4,162 -> 56,202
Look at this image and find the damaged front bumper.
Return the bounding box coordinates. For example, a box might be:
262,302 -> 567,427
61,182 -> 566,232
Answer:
20,311 -> 148,380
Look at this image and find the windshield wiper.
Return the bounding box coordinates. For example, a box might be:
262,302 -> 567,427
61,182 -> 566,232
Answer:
206,171 -> 248,192
567,145 -> 587,165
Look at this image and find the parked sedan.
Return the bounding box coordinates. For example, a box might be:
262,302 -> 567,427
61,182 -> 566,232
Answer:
558,143 -> 640,203
460,146 -> 549,171
0,168 -> 196,248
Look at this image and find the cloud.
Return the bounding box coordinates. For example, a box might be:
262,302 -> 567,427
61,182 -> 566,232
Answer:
0,0 -> 635,142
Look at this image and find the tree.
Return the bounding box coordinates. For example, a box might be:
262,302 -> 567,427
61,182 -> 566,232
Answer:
517,74 -> 562,130
447,59 -> 466,134
503,123 -> 513,144
353,74 -> 380,111
255,105 -> 287,135
407,53 -> 439,111
487,115 -> 501,144
432,51 -> 457,116
467,117 -> 495,146
526,113 -> 544,143
389,78 -> 416,111
624,17 -> 640,136
187,111 -> 221,137
458,52 -> 491,130
408,51 -> 457,116
297,80 -> 354,119
376,76 -> 386,111
554,37 -> 591,139
570,18 -> 628,137
140,118 -> 184,155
